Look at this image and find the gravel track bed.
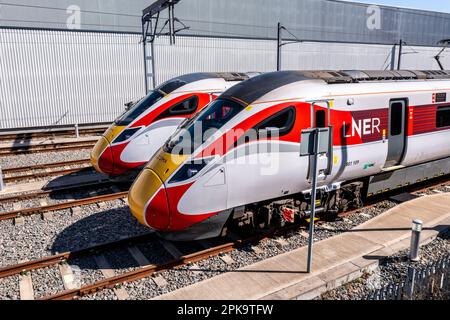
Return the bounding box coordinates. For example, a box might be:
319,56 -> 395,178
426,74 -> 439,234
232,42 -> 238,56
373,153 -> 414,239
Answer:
103,248 -> 141,276
0,184 -> 121,206
31,265 -> 65,299
1,183 -> 447,300
0,202 -> 13,212
0,276 -> 19,300
4,166 -> 94,184
79,288 -> 118,300
0,200 -> 148,267
319,228 -> 450,300
68,257 -> 104,287
121,200 -> 401,300
0,150 -> 91,169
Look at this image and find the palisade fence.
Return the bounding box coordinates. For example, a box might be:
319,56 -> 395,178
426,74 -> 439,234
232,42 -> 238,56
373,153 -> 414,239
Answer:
367,254 -> 450,300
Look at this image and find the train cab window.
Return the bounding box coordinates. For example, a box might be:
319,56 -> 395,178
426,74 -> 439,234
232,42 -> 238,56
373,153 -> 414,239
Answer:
168,96 -> 198,115
390,102 -> 404,136
315,110 -> 326,128
254,107 -> 296,137
164,98 -> 244,154
115,90 -> 164,126
436,106 -> 450,128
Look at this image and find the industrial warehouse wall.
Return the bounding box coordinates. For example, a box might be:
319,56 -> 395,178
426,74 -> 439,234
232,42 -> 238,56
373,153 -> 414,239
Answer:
0,29 -> 145,129
1,28 -> 450,129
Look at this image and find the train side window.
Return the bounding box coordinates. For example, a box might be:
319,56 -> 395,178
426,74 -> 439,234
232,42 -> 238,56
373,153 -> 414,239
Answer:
254,107 -> 296,137
316,110 -> 326,128
436,106 -> 450,128
390,102 -> 404,136
169,96 -> 199,115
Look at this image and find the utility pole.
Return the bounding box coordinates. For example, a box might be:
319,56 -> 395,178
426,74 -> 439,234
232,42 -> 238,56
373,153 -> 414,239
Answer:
277,22 -> 282,71
141,0 -> 187,94
276,22 -> 302,72
397,39 -> 403,70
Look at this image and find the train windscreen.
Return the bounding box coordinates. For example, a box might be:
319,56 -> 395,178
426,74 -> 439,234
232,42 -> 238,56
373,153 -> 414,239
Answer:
164,99 -> 244,155
114,90 -> 164,126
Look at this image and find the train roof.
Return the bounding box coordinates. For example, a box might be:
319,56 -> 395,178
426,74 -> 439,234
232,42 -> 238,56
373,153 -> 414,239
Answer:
221,70 -> 450,105
157,72 -> 260,95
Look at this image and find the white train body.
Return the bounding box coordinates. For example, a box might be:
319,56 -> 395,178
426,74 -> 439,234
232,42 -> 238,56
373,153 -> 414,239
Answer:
91,72 -> 257,176
128,70 -> 450,240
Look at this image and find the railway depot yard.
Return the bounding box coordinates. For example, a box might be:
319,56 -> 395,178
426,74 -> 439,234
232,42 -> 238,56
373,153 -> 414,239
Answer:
0,142 -> 449,300
1,0 -> 450,313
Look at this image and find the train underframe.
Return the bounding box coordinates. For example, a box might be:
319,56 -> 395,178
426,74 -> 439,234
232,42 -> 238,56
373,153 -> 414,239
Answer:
227,156 -> 450,234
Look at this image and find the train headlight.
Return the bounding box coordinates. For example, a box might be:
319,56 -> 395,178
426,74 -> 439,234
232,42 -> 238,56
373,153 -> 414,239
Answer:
113,127 -> 141,143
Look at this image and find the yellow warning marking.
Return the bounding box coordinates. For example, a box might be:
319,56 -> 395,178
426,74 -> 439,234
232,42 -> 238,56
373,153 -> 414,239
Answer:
305,217 -> 320,223
245,105 -> 253,111
333,155 -> 338,165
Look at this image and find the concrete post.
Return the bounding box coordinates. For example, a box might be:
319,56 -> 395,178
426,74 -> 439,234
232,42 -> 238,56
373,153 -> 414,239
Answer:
75,123 -> 80,138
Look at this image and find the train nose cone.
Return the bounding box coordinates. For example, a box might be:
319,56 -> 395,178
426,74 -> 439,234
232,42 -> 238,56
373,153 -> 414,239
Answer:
90,137 -> 114,174
128,169 -> 170,229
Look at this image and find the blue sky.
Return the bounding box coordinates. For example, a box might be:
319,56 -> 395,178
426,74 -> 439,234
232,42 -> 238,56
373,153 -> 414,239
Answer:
350,0 -> 450,13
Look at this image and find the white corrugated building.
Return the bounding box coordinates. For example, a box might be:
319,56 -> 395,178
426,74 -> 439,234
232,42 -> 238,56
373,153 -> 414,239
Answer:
1,0 -> 450,128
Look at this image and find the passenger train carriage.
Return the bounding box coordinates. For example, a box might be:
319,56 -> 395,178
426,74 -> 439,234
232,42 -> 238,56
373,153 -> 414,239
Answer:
90,72 -> 257,176
128,70 -> 450,240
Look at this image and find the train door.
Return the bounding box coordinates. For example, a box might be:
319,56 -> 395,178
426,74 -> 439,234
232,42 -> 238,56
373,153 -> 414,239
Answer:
385,99 -> 407,168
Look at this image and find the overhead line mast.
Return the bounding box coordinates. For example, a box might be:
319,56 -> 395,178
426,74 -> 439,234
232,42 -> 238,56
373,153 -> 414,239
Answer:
141,0 -> 188,93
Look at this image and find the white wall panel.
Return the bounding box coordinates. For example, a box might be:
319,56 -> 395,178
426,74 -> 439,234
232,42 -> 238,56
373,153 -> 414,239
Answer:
0,29 -> 145,129
1,29 -> 449,129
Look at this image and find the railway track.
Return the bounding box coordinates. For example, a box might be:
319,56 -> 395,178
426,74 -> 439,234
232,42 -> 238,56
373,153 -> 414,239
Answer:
0,177 -> 447,300
0,232 -> 157,279
0,127 -> 106,143
0,190 -> 128,221
1,159 -> 92,184
0,180 -> 116,203
0,140 -> 97,156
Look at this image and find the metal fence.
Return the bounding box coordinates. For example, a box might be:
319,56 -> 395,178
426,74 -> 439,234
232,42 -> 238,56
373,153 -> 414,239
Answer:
367,254 -> 450,300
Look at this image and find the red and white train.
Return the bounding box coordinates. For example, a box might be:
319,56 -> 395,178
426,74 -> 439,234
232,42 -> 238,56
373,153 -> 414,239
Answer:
128,70 -> 450,240
90,72 -> 257,176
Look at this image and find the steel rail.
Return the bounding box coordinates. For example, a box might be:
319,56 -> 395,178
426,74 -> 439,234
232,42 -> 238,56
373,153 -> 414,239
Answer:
3,166 -> 93,184
0,232 -> 156,279
2,159 -> 91,174
0,181 -> 115,203
0,191 -> 128,221
0,128 -> 105,142
0,142 -> 96,156
40,225 -> 296,300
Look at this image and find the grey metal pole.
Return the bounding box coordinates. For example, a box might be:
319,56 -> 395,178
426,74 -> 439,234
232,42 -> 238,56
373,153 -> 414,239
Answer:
168,3 -> 175,45
397,39 -> 403,70
150,40 -> 156,89
142,20 -> 149,95
409,219 -> 423,262
277,22 -> 282,71
390,44 -> 397,70
307,128 -> 320,273
74,123 -> 79,138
